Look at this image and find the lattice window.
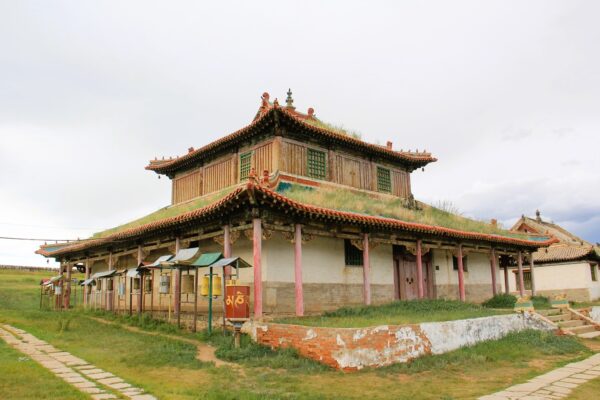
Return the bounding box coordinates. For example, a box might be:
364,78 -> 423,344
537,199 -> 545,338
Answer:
377,167 -> 391,193
239,152 -> 252,180
307,148 -> 327,180
344,239 -> 363,267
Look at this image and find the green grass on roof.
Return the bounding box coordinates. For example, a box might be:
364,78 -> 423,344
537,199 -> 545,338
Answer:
91,186 -> 238,239
303,117 -> 362,139
277,183 -> 533,240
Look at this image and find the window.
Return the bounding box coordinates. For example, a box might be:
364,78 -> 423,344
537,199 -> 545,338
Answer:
452,256 -> 468,272
591,264 -> 598,282
133,278 -> 140,291
307,148 -> 327,180
344,239 -> 363,266
239,152 -> 252,180
377,167 -> 391,193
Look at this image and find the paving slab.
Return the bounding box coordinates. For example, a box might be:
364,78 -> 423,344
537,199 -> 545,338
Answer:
97,377 -> 124,385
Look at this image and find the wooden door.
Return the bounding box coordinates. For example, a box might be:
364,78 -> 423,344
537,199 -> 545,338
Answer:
394,247 -> 432,300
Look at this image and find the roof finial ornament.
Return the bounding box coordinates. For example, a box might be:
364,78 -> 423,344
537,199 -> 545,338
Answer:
285,88 -> 295,110
536,209 -> 542,222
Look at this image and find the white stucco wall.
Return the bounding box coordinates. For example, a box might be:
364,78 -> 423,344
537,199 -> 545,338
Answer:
262,235 -> 394,285
501,262 -> 597,300
432,249 -> 496,286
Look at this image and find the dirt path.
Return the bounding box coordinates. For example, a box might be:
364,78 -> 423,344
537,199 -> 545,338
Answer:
86,316 -> 236,369
0,323 -> 156,400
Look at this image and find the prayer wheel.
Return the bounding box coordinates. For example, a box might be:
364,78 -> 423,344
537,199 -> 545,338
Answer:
225,284 -> 250,320
159,274 -> 170,294
200,274 -> 222,297
181,274 -> 195,294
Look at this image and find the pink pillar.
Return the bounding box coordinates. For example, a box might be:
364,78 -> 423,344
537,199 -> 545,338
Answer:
490,248 -> 498,296
517,251 -> 525,297
503,266 -> 510,294
223,225 -> 232,278
173,237 -> 181,316
530,252 -> 536,296
84,259 -> 90,307
416,239 -> 424,299
253,218 -> 263,318
363,233 -> 371,305
137,245 -> 143,314
457,244 -> 465,302
64,263 -> 71,309
294,224 -> 304,316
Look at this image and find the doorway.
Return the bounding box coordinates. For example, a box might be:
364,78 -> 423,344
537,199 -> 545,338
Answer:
393,246 -> 433,300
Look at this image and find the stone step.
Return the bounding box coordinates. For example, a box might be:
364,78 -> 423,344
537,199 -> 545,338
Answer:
558,320 -> 585,328
537,309 -> 563,316
547,313 -> 572,322
578,331 -> 600,339
568,325 -> 598,335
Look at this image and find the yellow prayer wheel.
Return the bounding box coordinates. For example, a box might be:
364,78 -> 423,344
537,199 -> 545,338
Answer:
212,275 -> 222,297
200,274 -> 222,297
200,275 -> 210,297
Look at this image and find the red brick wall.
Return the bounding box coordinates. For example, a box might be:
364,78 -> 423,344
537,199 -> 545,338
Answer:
252,322 -> 432,371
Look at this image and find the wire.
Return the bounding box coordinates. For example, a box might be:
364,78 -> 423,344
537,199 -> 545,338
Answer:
0,236 -> 84,242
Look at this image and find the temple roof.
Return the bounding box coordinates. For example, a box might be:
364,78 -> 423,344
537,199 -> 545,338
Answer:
511,213 -> 599,264
37,175 -> 555,259
146,92 -> 436,175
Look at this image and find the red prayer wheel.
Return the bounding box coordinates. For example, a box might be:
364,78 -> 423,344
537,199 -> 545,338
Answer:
225,284 -> 250,320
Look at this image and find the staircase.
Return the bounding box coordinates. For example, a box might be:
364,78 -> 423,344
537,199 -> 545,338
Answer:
536,308 -> 600,339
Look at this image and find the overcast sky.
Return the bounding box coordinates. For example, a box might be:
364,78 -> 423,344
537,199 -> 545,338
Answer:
1,1 -> 599,267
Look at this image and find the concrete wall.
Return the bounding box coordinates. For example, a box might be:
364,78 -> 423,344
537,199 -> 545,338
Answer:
591,307 -> 600,323
500,262 -> 598,302
248,313 -> 554,371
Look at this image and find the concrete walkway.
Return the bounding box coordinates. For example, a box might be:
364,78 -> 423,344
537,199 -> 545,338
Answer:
479,353 -> 600,399
0,324 -> 157,400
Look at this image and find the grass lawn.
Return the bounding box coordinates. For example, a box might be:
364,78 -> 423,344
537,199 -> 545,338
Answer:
275,299 -> 511,328
0,268 -> 596,400
0,339 -> 88,399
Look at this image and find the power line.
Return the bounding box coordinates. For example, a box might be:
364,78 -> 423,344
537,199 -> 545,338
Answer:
0,236 -> 84,242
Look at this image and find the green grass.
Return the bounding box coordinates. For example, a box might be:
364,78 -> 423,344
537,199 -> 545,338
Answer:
377,329 -> 590,375
531,295 -> 551,309
275,299 -> 510,328
482,294 -> 517,308
303,117 -> 362,139
277,183 -> 536,239
0,268 -> 596,400
92,186 -> 238,238
567,369 -> 600,399
0,339 -> 88,399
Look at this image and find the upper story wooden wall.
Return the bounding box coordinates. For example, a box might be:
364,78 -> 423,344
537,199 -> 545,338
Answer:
171,137 -> 412,205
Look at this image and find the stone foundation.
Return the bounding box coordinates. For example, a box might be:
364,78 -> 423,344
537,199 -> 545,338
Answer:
248,313 -> 555,371
435,284 -> 498,303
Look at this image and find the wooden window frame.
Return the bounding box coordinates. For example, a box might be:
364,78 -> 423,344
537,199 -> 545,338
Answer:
344,239 -> 363,267
239,152 -> 252,181
307,148 -> 327,180
377,166 -> 392,193
591,263 -> 598,282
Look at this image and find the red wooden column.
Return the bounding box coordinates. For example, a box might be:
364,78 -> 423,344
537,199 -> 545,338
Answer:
517,251 -> 525,297
137,245 -> 143,315
416,239 -> 424,299
107,252 -> 113,311
84,259 -> 90,307
503,265 -> 510,294
490,248 -> 498,296
529,252 -> 536,296
253,217 -> 263,318
57,262 -> 64,310
363,233 -> 371,305
294,224 -> 304,316
173,237 -> 181,317
64,262 -> 72,309
222,224 -> 232,330
456,244 -> 466,301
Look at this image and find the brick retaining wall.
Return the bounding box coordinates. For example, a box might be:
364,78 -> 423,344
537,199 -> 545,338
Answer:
247,313 -> 554,371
